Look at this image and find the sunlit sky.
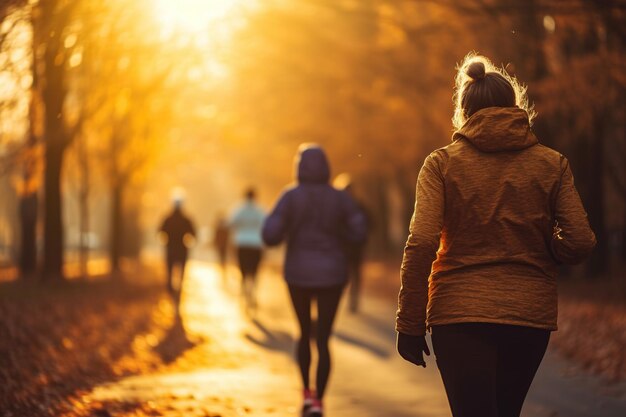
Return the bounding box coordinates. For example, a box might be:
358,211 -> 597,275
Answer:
152,0 -> 251,37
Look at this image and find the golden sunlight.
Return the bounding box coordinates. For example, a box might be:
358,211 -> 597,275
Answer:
152,0 -> 248,36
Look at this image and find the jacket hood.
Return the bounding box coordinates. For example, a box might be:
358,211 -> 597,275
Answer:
295,144 -> 330,184
453,107 -> 538,152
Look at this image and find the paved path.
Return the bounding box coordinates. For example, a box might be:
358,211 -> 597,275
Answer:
86,260 -> 626,416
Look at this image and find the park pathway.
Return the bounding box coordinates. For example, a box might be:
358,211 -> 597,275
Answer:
85,259 -> 626,417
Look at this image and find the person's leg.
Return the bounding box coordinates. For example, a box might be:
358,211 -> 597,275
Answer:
249,248 -> 262,275
168,260 -> 182,313
431,323 -> 499,417
248,249 -> 262,308
288,285 -> 313,391
241,248 -> 256,307
236,247 -> 248,300
177,257 -> 188,303
348,258 -> 361,313
236,247 -> 246,277
243,276 -> 254,310
218,248 -> 227,280
314,284 -> 344,400
166,253 -> 174,294
496,325 -> 550,417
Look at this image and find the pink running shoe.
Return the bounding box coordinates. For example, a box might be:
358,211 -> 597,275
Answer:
302,389 -> 315,416
307,398 -> 323,417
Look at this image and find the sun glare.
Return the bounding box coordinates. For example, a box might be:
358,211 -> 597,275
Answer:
153,0 -> 248,37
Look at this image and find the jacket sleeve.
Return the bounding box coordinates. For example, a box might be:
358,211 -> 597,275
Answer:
159,218 -> 168,235
262,191 -> 291,246
551,157 -> 596,264
187,218 -> 196,237
396,153 -> 445,336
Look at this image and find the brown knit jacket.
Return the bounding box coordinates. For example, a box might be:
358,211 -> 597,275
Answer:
396,107 -> 596,336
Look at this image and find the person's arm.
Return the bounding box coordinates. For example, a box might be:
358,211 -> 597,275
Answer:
551,157 -> 596,264
396,153 -> 445,367
158,218 -> 169,244
228,206 -> 243,229
187,218 -> 197,238
182,218 -> 197,248
396,152 -> 445,337
262,191 -> 291,246
256,206 -> 267,231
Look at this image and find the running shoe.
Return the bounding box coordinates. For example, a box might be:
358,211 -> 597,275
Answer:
307,398 -> 323,417
302,389 -> 315,414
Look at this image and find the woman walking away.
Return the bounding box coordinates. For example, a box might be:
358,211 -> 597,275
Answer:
396,53 -> 596,417
263,144 -> 367,417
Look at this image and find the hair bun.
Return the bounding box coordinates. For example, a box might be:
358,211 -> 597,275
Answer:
466,61 -> 486,81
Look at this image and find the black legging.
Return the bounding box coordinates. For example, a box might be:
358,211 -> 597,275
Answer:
288,284 -> 344,400
431,322 -> 550,417
237,247 -> 262,278
166,254 -> 187,294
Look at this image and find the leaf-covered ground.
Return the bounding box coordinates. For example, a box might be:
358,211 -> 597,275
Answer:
0,263 -> 280,417
0,275 -> 170,417
1,262 -> 624,417
551,281 -> 626,382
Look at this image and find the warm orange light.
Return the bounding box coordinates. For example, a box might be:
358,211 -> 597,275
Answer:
152,0 -> 248,37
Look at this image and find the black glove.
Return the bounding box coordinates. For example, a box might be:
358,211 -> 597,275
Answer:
397,332 -> 431,367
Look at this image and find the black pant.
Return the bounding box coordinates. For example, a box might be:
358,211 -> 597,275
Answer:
166,254 -> 187,293
431,322 -> 550,417
347,255 -> 363,312
237,247 -> 262,278
288,284 -> 344,400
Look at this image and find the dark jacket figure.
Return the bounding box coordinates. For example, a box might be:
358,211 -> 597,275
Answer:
334,173 -> 370,313
263,146 -> 367,287
160,204 -> 196,294
262,144 -> 366,413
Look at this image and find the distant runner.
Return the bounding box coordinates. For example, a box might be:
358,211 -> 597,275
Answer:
229,188 -> 265,312
159,197 -> 196,305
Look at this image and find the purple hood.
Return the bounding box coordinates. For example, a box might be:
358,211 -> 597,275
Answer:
296,145 -> 330,184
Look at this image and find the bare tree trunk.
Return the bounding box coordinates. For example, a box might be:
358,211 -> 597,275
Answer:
517,0 -> 547,81
42,143 -> 65,280
110,182 -> 122,275
109,127 -> 122,275
622,210 -> 626,264
40,0 -> 70,280
586,118 -> 608,276
19,25 -> 39,279
19,190 -> 37,277
78,134 -> 89,279
121,188 -> 143,260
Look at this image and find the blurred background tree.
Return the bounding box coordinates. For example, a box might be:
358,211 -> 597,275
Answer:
0,0 -> 624,281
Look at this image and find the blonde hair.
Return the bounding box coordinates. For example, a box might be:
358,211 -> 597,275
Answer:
452,52 -> 535,130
